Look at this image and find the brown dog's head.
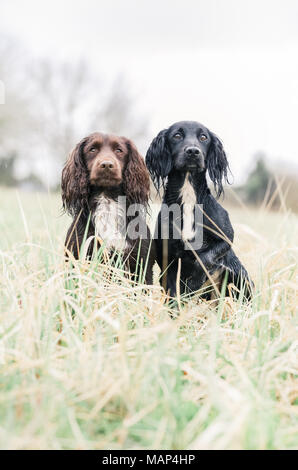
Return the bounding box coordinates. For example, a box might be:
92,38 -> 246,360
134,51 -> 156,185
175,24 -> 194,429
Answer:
61,132 -> 150,216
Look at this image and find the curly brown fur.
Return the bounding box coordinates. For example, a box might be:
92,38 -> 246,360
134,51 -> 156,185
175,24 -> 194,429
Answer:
61,132 -> 154,284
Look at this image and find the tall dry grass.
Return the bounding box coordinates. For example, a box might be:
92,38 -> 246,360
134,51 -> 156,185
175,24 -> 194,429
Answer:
0,187 -> 297,449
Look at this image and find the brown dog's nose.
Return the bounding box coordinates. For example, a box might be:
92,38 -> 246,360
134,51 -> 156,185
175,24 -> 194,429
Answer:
100,161 -> 114,169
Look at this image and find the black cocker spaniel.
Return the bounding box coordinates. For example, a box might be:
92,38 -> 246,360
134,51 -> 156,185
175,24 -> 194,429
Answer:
146,120 -> 253,300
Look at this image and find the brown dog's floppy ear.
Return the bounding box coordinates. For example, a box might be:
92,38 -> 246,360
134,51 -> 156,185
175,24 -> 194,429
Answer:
123,139 -> 150,206
61,137 -> 89,216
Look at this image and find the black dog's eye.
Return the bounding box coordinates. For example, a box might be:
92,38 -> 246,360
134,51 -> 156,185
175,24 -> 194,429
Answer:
173,133 -> 183,140
199,134 -> 208,142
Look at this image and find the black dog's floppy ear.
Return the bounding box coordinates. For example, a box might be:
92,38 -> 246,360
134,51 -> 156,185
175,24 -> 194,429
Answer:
207,132 -> 230,198
145,129 -> 172,190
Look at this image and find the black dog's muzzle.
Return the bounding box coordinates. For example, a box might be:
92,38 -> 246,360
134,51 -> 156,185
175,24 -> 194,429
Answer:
184,146 -> 205,170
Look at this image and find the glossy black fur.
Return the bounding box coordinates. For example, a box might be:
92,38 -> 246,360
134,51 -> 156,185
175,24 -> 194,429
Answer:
146,121 -> 254,300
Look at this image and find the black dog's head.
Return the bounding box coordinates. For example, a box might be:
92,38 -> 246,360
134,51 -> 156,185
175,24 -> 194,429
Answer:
146,120 -> 230,197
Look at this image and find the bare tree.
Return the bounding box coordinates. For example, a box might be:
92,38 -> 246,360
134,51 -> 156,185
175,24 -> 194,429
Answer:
29,59 -> 97,163
93,75 -> 148,142
0,35 -> 149,187
0,35 -> 32,156
30,61 -> 149,185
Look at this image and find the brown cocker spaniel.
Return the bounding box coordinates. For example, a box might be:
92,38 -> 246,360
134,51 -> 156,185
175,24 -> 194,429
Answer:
61,132 -> 154,284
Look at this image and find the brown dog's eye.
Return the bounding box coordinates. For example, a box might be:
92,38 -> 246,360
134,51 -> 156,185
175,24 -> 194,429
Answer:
116,148 -> 123,154
89,147 -> 97,152
199,134 -> 207,142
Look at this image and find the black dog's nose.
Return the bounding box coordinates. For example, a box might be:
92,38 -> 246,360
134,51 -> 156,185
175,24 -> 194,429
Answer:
185,146 -> 200,157
100,161 -> 114,169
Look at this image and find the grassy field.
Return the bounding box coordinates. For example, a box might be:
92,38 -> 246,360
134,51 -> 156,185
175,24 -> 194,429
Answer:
0,186 -> 297,450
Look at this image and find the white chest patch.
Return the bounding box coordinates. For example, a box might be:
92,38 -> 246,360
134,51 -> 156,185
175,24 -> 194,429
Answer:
92,195 -> 127,251
180,173 -> 197,241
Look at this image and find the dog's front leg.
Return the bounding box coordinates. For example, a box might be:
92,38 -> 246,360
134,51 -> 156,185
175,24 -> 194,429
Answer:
165,264 -> 179,298
197,239 -> 231,269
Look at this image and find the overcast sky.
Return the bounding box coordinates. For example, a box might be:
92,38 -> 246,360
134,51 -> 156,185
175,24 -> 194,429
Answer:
1,0 -> 298,181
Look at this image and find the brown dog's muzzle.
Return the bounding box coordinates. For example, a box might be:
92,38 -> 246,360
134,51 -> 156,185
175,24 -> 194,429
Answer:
90,153 -> 123,187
